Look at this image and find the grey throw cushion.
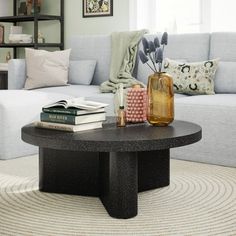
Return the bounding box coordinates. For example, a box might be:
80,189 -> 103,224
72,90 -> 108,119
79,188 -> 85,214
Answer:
214,61 -> 236,93
69,60 -> 97,85
164,58 -> 219,95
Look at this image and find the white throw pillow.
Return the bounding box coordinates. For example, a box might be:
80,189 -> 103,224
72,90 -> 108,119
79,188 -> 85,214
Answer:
69,60 -> 96,85
164,58 -> 219,95
24,48 -> 71,89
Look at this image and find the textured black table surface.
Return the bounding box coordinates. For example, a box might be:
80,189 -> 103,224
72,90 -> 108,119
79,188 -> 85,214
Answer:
22,118 -> 202,152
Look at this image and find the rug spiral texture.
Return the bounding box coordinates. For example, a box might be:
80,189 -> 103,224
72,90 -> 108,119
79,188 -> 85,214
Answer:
0,159 -> 236,236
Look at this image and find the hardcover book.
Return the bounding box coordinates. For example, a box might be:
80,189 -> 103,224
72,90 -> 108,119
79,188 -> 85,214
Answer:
40,112 -> 106,125
42,107 -> 105,116
35,121 -> 103,132
43,97 -> 108,111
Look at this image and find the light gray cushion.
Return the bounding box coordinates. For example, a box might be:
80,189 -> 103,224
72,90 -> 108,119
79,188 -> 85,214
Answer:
35,84 -> 102,98
0,90 -> 73,160
69,60 -> 96,85
8,59 -> 26,89
68,35 -> 111,85
214,61 -> 236,93
210,32 -> 236,61
164,58 -> 219,95
173,94 -> 236,167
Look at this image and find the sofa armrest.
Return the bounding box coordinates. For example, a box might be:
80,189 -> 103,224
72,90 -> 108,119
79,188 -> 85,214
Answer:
8,59 -> 26,89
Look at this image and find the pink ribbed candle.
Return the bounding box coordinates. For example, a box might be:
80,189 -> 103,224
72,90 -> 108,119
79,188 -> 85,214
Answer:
126,87 -> 147,123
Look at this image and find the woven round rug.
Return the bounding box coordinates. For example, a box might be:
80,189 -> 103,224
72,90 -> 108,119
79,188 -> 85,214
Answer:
0,159 -> 235,236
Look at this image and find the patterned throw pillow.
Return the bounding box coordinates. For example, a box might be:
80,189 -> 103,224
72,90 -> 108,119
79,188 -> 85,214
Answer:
164,58 -> 219,95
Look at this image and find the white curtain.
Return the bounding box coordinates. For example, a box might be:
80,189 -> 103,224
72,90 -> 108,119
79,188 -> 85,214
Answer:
130,0 -> 236,34
210,0 -> 236,32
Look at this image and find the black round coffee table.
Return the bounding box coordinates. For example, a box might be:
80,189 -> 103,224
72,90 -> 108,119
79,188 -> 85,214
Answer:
22,118 -> 202,219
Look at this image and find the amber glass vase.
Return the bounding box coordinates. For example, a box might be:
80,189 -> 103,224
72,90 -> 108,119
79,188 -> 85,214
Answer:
147,72 -> 174,126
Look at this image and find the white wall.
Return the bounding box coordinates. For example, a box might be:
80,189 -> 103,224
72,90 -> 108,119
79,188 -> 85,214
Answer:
65,0 -> 130,47
0,0 -> 130,62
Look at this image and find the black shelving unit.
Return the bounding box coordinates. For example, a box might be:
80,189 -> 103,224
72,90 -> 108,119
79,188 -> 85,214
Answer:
0,0 -> 64,58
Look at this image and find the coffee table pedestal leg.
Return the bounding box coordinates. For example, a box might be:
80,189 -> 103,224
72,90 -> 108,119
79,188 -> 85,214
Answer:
39,148 -> 169,219
99,152 -> 138,219
39,148 -> 100,196
138,149 -> 170,192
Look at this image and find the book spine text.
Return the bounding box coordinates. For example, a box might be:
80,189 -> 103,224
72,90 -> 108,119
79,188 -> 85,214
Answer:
41,113 -> 76,124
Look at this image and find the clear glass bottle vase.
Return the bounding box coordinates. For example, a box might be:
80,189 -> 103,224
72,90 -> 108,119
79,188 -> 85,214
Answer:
147,72 -> 174,126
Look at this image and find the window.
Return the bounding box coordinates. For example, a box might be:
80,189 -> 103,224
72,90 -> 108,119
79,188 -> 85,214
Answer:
156,0 -> 201,33
130,0 -> 236,33
210,0 -> 236,32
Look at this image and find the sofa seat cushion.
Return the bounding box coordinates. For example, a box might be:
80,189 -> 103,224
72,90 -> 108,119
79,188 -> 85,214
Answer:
174,93 -> 189,99
0,90 -> 73,160
0,90 -> 72,109
172,94 -> 236,167
35,85 -> 102,98
175,94 -> 236,107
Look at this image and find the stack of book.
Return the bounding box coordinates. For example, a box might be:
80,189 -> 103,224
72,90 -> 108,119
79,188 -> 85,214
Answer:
35,98 -> 108,132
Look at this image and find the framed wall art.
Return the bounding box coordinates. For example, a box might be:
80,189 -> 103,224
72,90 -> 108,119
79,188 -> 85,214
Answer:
83,0 -> 113,18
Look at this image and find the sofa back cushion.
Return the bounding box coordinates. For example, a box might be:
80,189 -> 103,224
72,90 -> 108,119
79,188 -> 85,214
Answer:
69,60 -> 96,85
68,33 -> 211,86
210,32 -> 236,61
210,32 -> 236,93
214,61 -> 236,93
8,59 -> 26,89
68,35 -> 111,86
137,33 -> 210,84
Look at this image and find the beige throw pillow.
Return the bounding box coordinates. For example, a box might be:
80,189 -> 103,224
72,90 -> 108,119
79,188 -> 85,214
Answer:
164,58 -> 219,95
24,48 -> 71,89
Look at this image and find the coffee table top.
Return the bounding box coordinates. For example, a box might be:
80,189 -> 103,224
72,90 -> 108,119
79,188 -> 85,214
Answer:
22,117 -> 201,152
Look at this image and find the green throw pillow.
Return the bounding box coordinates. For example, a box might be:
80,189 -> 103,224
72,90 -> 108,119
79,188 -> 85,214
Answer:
164,58 -> 219,95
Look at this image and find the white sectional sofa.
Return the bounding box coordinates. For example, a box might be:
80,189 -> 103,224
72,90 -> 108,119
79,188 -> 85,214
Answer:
1,32 -> 236,168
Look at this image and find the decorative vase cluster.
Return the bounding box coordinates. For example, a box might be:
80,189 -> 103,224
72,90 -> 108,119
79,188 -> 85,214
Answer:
139,32 -> 174,126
